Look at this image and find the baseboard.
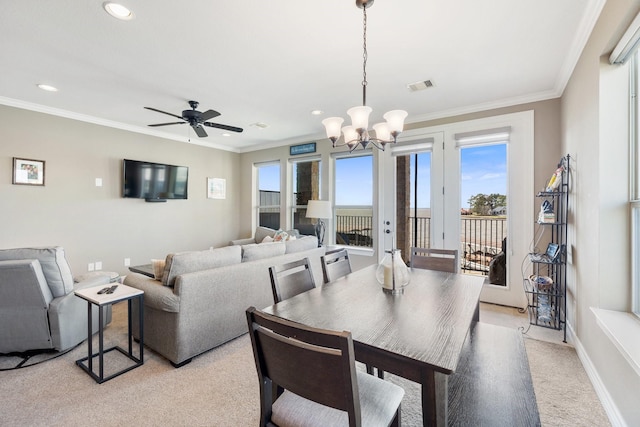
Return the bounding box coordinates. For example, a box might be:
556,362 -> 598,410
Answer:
567,321 -> 627,427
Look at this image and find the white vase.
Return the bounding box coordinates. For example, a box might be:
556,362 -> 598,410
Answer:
376,249 -> 410,294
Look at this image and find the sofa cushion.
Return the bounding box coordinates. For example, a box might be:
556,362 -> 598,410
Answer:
162,245 -> 242,287
242,242 -> 286,262
0,246 -> 74,298
254,226 -> 277,244
285,236 -> 318,254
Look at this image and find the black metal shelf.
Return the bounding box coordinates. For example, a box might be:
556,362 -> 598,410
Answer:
524,155 -> 569,342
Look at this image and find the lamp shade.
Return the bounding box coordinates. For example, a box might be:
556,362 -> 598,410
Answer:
306,200 -> 332,219
383,110 -> 408,134
372,122 -> 391,141
322,117 -> 344,140
347,106 -> 372,130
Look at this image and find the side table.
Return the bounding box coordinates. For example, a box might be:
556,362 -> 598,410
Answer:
74,283 -> 144,383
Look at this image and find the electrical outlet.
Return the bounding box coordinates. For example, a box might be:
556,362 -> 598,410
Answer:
88,263 -> 95,272
124,258 -> 131,266
95,261 -> 102,270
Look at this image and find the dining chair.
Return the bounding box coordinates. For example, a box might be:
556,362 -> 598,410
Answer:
246,306 -> 404,427
410,247 -> 459,273
321,248 -> 352,284
268,257 -> 316,304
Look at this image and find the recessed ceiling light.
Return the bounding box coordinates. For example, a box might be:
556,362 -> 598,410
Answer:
311,110 -> 324,116
222,133 -> 231,137
37,84 -> 58,92
103,2 -> 134,20
250,122 -> 269,129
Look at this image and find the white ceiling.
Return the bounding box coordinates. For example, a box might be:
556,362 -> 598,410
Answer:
0,1 -> 605,153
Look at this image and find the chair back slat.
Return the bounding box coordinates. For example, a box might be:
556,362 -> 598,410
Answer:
410,247 -> 459,273
269,258 -> 316,304
321,249 -> 352,284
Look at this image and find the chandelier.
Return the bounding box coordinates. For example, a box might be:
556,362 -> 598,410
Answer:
322,0 -> 408,152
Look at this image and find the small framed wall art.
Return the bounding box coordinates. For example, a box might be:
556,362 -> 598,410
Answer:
207,177 -> 226,199
13,157 -> 45,186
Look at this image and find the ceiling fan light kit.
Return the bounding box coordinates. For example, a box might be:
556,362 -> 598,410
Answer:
322,0 -> 407,152
145,100 -> 243,138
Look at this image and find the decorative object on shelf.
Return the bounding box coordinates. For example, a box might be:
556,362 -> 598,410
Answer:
544,164 -> 565,192
207,177 -> 226,199
12,157 -> 45,186
537,199 -> 555,223
376,246 -> 410,295
306,200 -> 332,246
528,274 -> 553,291
321,0 -> 408,153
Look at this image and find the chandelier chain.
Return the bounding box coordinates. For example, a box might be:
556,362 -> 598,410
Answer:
362,5 -> 368,106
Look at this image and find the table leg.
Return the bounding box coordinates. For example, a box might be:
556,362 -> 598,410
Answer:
87,301 -> 93,374
422,369 -> 448,427
138,294 -> 144,362
99,304 -> 104,380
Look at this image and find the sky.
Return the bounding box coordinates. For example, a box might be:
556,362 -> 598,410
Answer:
258,143 -> 507,208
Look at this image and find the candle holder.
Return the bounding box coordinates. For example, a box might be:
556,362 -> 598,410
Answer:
376,248 -> 410,295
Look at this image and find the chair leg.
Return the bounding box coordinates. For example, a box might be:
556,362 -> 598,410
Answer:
366,364 -> 374,375
377,368 -> 385,379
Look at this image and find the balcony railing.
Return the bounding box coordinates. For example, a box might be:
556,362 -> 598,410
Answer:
334,214 -> 507,275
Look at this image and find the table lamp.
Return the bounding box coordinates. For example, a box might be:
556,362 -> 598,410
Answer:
306,200 -> 332,246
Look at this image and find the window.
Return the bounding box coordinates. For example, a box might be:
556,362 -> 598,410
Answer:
291,158 -> 321,236
257,163 -> 280,230
334,154 -> 373,247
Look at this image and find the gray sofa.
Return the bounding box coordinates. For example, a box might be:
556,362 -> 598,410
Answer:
124,236 -> 325,367
0,246 -> 111,353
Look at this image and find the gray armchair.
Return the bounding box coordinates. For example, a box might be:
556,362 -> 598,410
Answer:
0,247 -> 112,354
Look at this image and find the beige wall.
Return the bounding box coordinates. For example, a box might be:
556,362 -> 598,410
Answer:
562,0 -> 640,425
0,104 -> 241,276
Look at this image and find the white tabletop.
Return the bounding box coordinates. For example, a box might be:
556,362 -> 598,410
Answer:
74,283 -> 143,306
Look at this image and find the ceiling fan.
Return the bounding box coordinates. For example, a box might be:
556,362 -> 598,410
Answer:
144,100 -> 243,137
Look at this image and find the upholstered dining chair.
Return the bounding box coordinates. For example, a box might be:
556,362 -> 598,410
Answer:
320,248 -> 352,284
268,257 -> 316,304
246,306 -> 404,427
410,247 -> 459,273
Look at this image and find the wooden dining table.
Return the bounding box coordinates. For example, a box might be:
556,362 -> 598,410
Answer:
262,264 -> 484,427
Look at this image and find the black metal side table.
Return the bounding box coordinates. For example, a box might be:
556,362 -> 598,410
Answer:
74,283 -> 144,383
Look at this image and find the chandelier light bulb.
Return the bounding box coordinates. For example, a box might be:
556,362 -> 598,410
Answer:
372,122 -> 391,141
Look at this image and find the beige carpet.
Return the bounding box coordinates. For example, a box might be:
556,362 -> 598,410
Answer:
0,303 -> 610,426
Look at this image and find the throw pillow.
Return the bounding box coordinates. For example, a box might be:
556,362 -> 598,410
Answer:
254,226 -> 277,243
261,235 -> 274,243
273,229 -> 289,242
151,259 -> 165,280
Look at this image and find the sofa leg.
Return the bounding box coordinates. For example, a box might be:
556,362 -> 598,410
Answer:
170,358 -> 192,368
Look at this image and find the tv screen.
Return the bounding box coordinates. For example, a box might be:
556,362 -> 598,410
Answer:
123,159 -> 188,201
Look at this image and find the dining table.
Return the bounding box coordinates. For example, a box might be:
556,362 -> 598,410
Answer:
262,263 -> 484,427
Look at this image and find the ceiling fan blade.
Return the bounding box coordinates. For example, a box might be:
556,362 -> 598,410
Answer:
199,109 -> 221,121
193,125 -> 208,137
203,121 -> 244,133
148,122 -> 186,127
144,106 -> 185,120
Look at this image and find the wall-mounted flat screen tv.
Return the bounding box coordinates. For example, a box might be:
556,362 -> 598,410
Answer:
123,159 -> 188,201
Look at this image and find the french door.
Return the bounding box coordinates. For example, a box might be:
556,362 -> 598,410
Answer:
379,112 -> 534,308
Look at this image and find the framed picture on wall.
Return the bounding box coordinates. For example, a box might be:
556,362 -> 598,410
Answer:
207,177 -> 226,199
13,157 -> 45,186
